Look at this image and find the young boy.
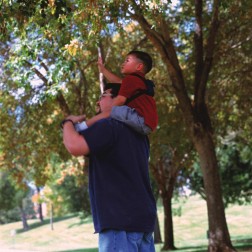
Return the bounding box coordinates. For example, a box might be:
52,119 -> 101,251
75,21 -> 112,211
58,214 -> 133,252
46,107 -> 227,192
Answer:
75,50 -> 158,134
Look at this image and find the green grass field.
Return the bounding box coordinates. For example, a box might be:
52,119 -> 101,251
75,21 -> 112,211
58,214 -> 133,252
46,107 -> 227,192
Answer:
0,195 -> 251,252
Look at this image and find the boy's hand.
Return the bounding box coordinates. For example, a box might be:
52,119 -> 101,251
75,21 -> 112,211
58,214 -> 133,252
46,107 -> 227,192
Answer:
97,57 -> 105,73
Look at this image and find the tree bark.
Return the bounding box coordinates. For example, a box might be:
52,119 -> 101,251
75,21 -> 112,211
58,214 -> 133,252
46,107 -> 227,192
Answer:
151,156 -> 179,250
38,203 -> 43,222
162,196 -> 176,251
36,187 -> 43,222
20,205 -> 29,231
50,203 -> 54,231
154,214 -> 162,244
192,128 -> 236,252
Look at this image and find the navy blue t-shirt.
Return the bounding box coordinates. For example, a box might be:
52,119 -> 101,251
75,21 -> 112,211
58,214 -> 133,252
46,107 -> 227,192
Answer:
81,118 -> 156,233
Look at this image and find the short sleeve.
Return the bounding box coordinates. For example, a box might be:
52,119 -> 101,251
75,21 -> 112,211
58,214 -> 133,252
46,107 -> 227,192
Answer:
81,119 -> 114,154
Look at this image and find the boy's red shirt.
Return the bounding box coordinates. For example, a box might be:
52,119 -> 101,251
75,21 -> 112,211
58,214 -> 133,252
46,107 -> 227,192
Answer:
118,72 -> 158,131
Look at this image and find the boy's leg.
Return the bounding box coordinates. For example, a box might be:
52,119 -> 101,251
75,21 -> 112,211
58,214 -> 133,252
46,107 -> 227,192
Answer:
111,106 -> 152,135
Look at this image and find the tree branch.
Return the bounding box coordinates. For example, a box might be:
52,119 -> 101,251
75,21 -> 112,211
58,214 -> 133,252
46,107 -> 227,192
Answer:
25,60 -> 70,115
56,92 -> 71,116
195,0 -> 220,107
25,60 -> 48,84
193,0 -> 220,132
194,0 -> 204,93
76,60 -> 89,115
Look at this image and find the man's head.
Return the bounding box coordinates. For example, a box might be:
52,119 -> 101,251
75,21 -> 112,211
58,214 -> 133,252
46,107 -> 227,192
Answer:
121,50 -> 153,75
104,83 -> 120,97
96,83 -> 120,113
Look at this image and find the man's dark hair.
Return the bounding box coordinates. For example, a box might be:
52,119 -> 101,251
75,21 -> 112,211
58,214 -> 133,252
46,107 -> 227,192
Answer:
104,83 -> 120,97
127,50 -> 153,74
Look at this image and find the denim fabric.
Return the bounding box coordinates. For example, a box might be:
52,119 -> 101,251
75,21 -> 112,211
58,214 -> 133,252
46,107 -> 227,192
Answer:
111,106 -> 152,135
98,230 -> 155,252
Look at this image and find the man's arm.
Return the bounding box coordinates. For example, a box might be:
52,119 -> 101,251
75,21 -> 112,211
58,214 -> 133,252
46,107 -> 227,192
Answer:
62,118 -> 90,156
98,57 -> 122,83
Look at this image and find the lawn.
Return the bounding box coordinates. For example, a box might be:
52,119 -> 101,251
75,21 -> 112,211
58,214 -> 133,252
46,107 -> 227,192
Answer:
0,195 -> 251,252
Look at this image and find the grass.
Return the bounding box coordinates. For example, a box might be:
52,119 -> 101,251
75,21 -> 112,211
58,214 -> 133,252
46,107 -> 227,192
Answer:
0,195 -> 251,252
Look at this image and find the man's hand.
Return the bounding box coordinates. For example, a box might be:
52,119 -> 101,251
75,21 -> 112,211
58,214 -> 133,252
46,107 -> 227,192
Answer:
66,115 -> 86,124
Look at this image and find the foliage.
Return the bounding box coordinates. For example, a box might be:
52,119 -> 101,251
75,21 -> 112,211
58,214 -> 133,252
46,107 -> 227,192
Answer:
0,172 -> 17,211
54,175 -> 91,215
30,154 -> 91,217
218,135 -> 252,206
0,171 -> 35,224
208,0 -> 252,139
188,134 -> 252,207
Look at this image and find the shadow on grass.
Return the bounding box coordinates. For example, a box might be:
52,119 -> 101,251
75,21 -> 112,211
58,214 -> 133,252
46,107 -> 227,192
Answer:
233,238 -> 252,251
165,245 -> 206,252
53,241 -> 252,252
56,249 -> 98,252
156,238 -> 252,252
67,215 -> 93,229
53,238 -> 252,252
16,214 -> 82,234
171,238 -> 252,252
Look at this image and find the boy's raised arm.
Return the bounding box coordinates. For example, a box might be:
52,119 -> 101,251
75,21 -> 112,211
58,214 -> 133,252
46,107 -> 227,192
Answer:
98,57 -> 122,83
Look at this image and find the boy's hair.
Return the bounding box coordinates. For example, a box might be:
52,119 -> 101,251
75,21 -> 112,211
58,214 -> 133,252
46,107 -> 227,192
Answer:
127,50 -> 153,74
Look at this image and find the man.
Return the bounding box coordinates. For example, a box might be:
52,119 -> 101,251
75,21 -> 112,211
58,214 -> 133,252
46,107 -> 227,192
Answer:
62,84 -> 157,252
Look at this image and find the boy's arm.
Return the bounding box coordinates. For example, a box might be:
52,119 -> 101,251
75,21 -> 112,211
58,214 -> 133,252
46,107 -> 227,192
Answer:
85,95 -> 127,127
86,110 -> 111,127
112,95 -> 126,106
98,57 -> 122,83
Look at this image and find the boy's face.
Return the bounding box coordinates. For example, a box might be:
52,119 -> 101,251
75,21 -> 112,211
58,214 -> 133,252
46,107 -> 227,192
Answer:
121,54 -> 144,74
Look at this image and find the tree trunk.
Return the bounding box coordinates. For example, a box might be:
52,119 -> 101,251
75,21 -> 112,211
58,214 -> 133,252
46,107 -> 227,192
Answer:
38,203 -> 43,222
36,187 -> 43,222
50,203 -> 54,231
20,206 -> 29,231
154,214 -> 162,244
162,196 -> 176,251
151,156 -> 179,250
193,128 -> 236,252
